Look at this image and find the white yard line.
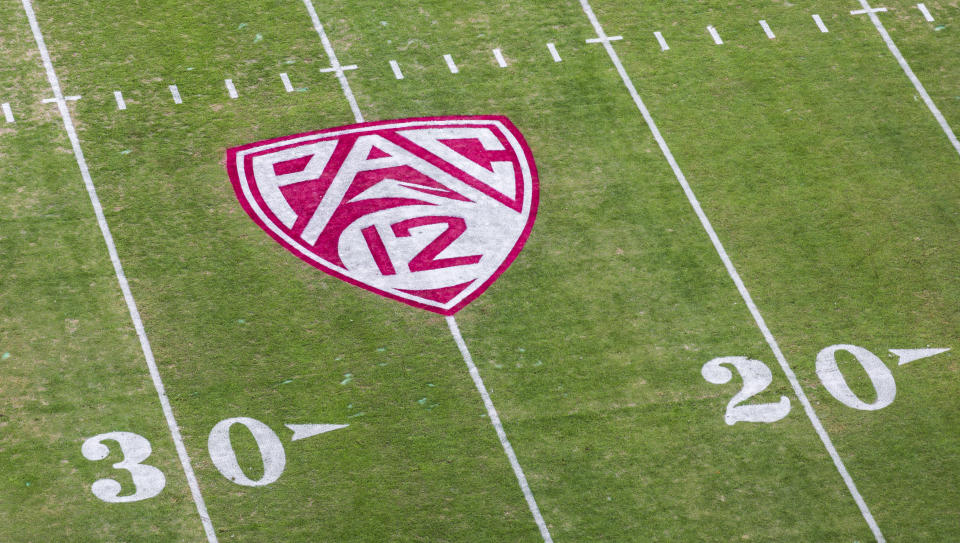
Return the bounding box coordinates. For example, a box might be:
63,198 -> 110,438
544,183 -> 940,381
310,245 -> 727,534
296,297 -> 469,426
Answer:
169,84 -> 182,104
916,3 -> 934,22
812,14 -> 830,33
113,90 -> 126,110
446,317 -> 553,542
225,78 -> 238,99
576,1 -> 886,541
493,48 -> 508,68
546,42 -> 562,62
654,31 -> 669,51
298,2 -> 552,539
444,53 -> 459,74
389,59 -> 404,79
280,72 -> 294,92
707,25 -> 723,45
852,0 -> 960,158
2,102 -> 13,123
301,0 -> 363,122
759,20 -> 776,39
18,0 -> 217,541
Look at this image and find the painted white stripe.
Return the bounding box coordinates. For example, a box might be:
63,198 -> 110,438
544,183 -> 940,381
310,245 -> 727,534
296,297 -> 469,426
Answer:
285,423 -> 348,441
301,0 -> 363,123
113,90 -> 126,110
2,102 -> 13,123
297,4 -> 551,539
447,317 -> 553,542
654,31 -> 669,51
851,6 -> 887,15
890,347 -> 950,365
813,14 -> 829,33
224,79 -> 238,99
586,35 -> 621,43
169,84 -> 182,104
917,3 -> 934,22
319,64 -> 357,73
443,53 -> 459,74
707,25 -> 723,45
577,1 -> 885,541
493,48 -> 508,68
43,95 -> 78,103
279,72 -> 294,92
389,60 -> 404,79
759,20 -> 776,39
18,0 -> 217,541
855,0 -> 960,157
546,42 -> 562,62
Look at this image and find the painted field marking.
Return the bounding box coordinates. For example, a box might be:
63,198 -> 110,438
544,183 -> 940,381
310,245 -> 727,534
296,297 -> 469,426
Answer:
2,102 -> 13,123
586,34 -> 621,44
19,0 -> 217,540
389,59 -> 404,79
493,47 -> 508,68
546,42 -> 562,62
890,347 -> 950,365
576,0 -> 885,541
285,423 -> 348,441
224,79 -> 238,99
707,25 -> 723,45
443,53 -> 459,73
301,0 -> 363,122
208,418 -> 285,487
851,6 -> 888,15
82,432 -> 166,502
279,72 -> 294,92
297,2 -> 551,540
813,14 -> 830,33
852,0 -> 960,158
169,84 -> 182,104
42,95 -> 79,103
759,20 -> 776,39
113,90 -> 126,110
917,3 -> 934,22
446,317 -> 553,542
654,31 -> 669,51
702,357 -> 791,424
712,345 -> 954,415
319,64 -> 357,73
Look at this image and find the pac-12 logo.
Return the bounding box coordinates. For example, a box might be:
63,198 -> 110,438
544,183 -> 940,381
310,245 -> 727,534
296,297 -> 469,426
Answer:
227,116 -> 539,315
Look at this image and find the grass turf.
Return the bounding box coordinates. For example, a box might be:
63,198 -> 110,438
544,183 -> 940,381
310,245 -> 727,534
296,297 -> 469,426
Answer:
0,0 -> 957,541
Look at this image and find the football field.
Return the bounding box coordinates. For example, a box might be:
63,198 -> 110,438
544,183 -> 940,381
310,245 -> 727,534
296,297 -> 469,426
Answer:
1,0 -> 958,541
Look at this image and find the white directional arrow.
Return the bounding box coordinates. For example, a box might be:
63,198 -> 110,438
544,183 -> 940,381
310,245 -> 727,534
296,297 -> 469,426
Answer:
889,348 -> 951,366
285,423 -> 349,442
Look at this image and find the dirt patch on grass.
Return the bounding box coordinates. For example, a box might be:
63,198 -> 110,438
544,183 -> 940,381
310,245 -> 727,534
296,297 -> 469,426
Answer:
0,375 -> 38,411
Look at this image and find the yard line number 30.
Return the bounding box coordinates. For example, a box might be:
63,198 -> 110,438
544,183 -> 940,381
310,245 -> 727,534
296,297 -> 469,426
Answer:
81,417 -> 288,503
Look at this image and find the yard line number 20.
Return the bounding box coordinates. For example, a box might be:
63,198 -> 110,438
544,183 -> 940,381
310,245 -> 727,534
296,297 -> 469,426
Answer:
702,344 -> 897,425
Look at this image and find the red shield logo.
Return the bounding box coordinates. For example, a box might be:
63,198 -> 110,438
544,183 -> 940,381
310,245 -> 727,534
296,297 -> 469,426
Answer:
227,116 -> 539,315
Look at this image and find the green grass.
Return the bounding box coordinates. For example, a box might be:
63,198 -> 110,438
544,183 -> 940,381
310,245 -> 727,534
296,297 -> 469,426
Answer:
1,0 -> 958,541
